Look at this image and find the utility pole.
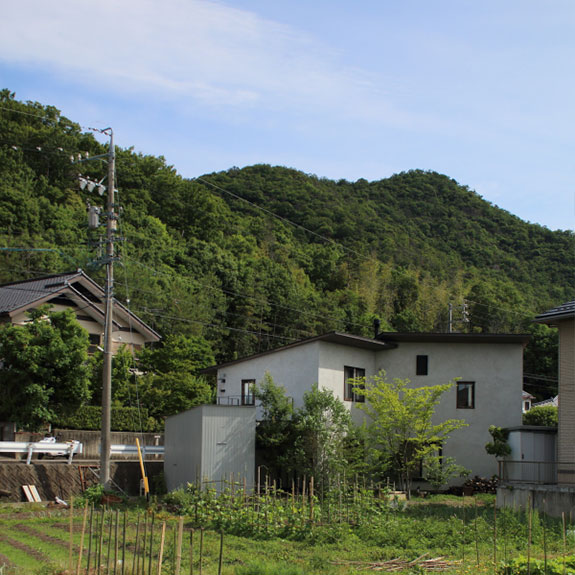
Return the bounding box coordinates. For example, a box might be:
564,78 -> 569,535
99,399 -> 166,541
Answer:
448,300 -> 470,333
100,128 -> 115,487
77,128 -> 116,486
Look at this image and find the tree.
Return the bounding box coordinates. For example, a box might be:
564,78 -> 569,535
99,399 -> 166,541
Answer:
138,372 -> 212,424
356,372 -> 467,495
290,385 -> 352,489
485,425 -> 512,458
254,372 -> 296,479
0,306 -> 91,430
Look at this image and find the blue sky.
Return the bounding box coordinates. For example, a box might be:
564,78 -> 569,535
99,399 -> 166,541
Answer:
1,0 -> 574,230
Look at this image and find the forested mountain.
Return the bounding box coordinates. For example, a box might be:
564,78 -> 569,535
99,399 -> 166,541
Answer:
0,90 -> 572,396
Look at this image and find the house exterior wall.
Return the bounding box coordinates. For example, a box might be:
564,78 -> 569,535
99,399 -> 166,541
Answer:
557,318 -> 575,483
215,337 -> 524,481
377,341 -> 524,479
217,342 -> 322,409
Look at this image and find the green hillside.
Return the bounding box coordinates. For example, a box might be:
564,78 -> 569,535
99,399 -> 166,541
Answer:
0,90 -> 572,394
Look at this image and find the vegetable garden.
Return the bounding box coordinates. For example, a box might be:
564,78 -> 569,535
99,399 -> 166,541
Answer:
0,480 -> 574,575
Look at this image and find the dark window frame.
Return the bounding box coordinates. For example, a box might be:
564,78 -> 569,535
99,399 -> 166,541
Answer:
241,379 -> 256,406
456,381 -> 475,409
416,355 -> 428,376
344,366 -> 366,402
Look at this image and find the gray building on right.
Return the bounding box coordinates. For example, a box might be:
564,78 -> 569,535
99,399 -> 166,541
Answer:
534,301 -> 575,484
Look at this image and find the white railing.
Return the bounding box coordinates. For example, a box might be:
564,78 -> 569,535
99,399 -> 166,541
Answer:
110,444 -> 164,456
0,440 -> 83,464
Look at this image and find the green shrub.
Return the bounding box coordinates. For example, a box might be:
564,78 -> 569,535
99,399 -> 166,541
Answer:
523,405 -> 558,427
499,555 -> 575,574
54,405 -> 160,431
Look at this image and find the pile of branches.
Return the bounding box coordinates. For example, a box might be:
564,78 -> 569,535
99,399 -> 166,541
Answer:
464,475 -> 499,494
332,554 -> 461,572
448,475 -> 499,495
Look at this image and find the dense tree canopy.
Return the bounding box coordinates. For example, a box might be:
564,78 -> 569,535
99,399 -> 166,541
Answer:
0,90 -> 572,402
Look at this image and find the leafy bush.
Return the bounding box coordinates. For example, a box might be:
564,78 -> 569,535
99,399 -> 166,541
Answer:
523,405 -> 558,427
54,405 -> 160,431
499,555 -> 575,574
485,425 -> 511,457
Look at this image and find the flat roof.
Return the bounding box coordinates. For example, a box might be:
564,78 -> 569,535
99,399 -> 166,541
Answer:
376,331 -> 530,344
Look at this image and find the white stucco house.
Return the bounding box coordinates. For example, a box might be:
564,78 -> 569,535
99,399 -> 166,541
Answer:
203,330 -> 529,481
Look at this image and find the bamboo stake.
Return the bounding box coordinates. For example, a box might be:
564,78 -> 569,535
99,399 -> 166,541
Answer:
175,517 -> 184,575
218,531 -> 224,575
156,522 -> 166,575
76,504 -> 89,575
461,497 -> 466,564
69,497 -> 74,572
148,513 -> 155,575
543,499 -> 548,575
122,511 -> 127,575
562,512 -> 567,575
114,508 -> 119,575
503,492 -> 508,566
86,505 -> 94,575
106,508 -> 113,572
493,498 -> 497,568
97,507 -> 105,573
474,498 -> 479,566
310,476 -> 314,523
199,528 -> 204,575
527,493 -> 532,575
189,529 -> 194,575
132,514 -> 141,575
141,513 -> 149,575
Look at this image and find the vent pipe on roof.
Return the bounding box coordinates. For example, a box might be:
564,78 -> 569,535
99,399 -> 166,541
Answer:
373,318 -> 381,339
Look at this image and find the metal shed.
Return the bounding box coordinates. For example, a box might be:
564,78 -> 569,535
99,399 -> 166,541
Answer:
164,404 -> 256,492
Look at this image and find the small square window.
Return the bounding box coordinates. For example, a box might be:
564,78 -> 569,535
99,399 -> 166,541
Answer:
344,366 -> 366,402
416,355 -> 428,376
457,381 -> 475,409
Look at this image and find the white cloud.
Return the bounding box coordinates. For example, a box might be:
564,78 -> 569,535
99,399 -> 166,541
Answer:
0,0 -> 396,122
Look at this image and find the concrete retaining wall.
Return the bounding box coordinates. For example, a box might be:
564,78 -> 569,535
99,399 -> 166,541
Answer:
0,461 -> 164,503
497,483 -> 575,518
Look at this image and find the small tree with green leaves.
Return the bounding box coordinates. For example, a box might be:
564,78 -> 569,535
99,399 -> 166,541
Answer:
485,425 -> 512,458
290,385 -> 353,490
356,372 -> 467,495
254,372 -> 296,479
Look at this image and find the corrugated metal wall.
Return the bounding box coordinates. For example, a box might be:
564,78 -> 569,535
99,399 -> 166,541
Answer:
164,405 -> 255,492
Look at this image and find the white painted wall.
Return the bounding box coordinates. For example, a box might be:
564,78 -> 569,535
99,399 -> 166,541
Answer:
217,342 -> 322,409
376,341 -> 524,479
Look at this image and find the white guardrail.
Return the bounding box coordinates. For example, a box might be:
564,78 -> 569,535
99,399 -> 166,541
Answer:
110,444 -> 164,456
0,441 -> 83,464
0,441 -> 164,464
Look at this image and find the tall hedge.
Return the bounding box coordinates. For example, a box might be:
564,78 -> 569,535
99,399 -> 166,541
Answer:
55,406 -> 160,432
